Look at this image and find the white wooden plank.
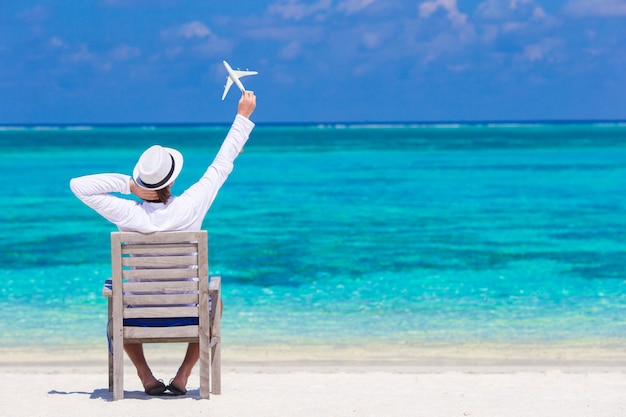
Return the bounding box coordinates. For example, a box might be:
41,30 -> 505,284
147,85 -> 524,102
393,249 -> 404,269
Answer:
123,294 -> 199,306
123,306 -> 198,318
122,281 -> 198,293
122,243 -> 198,255
122,255 -> 198,267
122,268 -> 198,280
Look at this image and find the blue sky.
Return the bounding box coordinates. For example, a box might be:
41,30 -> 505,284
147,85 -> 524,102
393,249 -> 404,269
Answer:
1,0 -> 625,124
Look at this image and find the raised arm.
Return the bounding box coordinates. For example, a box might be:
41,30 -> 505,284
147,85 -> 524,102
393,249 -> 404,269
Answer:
176,91 -> 256,216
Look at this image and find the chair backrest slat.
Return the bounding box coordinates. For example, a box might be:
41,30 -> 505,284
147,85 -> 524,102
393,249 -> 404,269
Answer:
123,306 -> 199,319
123,294 -> 199,306
122,243 -> 199,255
122,268 -> 199,280
122,281 -> 199,293
122,255 -> 198,268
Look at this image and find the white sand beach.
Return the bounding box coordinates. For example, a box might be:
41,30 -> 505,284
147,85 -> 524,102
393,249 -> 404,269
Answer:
1,343 -> 625,417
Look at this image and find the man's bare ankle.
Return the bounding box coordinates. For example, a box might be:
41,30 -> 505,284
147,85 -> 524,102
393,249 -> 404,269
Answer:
137,371 -> 157,386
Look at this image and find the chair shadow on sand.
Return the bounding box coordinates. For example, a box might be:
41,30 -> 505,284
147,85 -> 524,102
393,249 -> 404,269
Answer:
48,388 -> 201,401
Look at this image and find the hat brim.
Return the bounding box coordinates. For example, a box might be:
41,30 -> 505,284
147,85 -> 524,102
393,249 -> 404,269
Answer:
132,147 -> 184,190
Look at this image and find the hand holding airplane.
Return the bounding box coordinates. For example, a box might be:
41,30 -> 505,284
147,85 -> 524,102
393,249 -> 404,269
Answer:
222,60 -> 258,100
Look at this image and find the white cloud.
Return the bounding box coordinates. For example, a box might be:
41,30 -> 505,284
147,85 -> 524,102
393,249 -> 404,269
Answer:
179,21 -> 212,39
477,0 -> 548,21
162,21 -> 213,40
419,0 -> 474,39
446,63 -> 470,72
419,0 -> 471,28
159,21 -> 231,59
419,0 -> 467,26
49,37 -> 67,48
362,32 -> 381,49
279,41 -> 302,59
181,21 -> 212,39
475,0 -> 558,43
111,44 -> 141,61
564,0 -> 626,17
337,0 -> 377,14
509,0 -> 533,9
16,5 -> 49,24
520,37 -> 562,62
268,0 -> 332,21
66,44 -> 95,63
532,6 -> 547,19
416,32 -> 462,65
57,43 -> 112,72
476,0 -> 508,19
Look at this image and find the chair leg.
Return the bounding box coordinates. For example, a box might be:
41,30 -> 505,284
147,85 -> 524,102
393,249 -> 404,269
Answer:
112,339 -> 124,400
111,302 -> 124,400
211,337 -> 221,395
108,297 -> 113,392
199,289 -> 211,400
211,298 -> 222,394
199,328 -> 210,399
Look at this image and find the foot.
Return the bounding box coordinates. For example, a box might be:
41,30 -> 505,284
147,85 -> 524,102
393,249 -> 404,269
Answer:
144,379 -> 167,396
167,378 -> 187,396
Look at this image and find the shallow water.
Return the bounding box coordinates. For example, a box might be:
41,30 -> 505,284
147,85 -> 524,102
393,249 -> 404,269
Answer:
1,122 -> 626,348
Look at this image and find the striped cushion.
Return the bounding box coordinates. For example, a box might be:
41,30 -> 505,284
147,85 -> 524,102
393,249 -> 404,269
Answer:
123,317 -> 199,327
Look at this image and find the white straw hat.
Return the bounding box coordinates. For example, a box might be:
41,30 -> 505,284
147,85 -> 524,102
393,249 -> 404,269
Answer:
133,145 -> 184,190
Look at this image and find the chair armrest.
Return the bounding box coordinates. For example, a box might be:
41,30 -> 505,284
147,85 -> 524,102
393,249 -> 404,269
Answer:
208,276 -> 222,338
102,278 -> 112,297
209,276 -> 221,291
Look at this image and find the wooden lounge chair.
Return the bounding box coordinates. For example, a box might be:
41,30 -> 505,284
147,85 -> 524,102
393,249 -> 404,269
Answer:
102,230 -> 221,400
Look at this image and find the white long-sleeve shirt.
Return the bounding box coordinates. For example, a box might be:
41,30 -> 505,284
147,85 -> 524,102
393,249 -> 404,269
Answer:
70,115 -> 254,232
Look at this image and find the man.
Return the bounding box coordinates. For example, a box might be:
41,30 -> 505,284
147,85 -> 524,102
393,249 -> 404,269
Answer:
70,91 -> 256,395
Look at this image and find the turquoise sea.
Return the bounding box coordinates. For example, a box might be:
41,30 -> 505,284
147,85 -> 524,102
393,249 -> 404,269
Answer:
1,122 -> 626,351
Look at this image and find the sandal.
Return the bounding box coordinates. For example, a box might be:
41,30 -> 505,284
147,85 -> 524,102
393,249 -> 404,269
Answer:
167,379 -> 187,396
145,379 -> 167,396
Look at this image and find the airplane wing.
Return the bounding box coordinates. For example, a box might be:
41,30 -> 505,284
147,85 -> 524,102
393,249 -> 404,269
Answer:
221,77 -> 234,100
233,69 -> 258,79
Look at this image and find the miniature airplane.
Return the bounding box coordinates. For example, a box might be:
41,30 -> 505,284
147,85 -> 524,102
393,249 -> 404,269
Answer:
221,60 -> 258,100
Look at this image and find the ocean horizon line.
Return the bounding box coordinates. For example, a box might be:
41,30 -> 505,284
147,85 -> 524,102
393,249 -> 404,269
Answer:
1,118 -> 626,131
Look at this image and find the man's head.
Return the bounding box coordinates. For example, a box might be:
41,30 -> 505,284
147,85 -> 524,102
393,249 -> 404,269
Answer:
133,145 -> 183,203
